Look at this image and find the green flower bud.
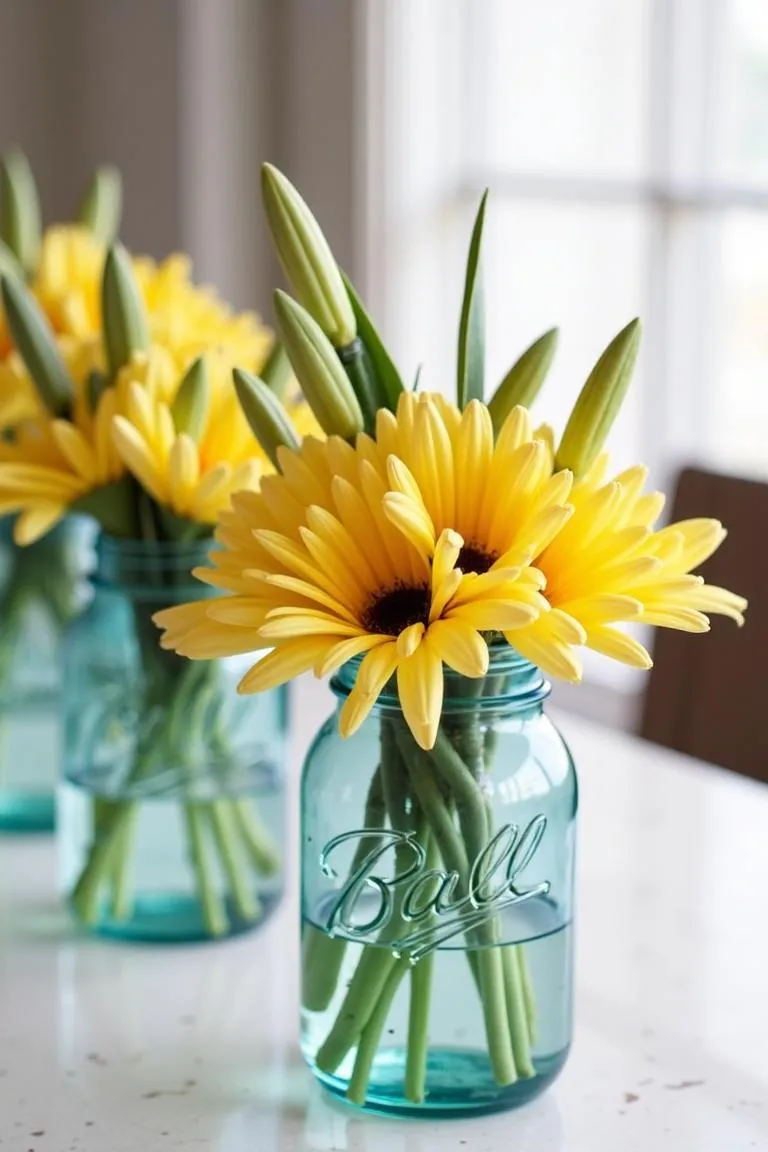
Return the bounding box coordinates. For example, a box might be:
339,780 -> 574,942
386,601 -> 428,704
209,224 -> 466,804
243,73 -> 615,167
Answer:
261,163 -> 356,347
102,241 -> 149,380
0,274 -> 73,417
0,237 -> 24,282
233,368 -> 300,470
171,357 -> 210,441
78,166 -> 123,243
273,290 -> 364,440
555,318 -> 641,477
0,149 -> 42,276
488,328 -> 559,432
85,369 -> 110,414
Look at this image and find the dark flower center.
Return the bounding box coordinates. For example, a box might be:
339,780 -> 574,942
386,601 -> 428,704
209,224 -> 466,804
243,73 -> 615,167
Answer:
363,584 -> 431,636
457,543 -> 498,575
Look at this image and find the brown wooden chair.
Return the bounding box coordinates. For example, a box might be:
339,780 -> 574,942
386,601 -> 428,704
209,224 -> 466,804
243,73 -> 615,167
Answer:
640,466 -> 768,783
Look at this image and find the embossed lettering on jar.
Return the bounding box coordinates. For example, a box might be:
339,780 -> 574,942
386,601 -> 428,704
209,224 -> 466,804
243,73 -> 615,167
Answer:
300,648 -> 577,1117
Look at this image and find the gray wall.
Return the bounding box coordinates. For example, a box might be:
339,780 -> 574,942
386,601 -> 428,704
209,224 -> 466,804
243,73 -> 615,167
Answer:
0,0 -> 365,319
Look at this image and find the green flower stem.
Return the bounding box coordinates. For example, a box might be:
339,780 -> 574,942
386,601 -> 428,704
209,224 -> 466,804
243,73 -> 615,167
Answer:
184,803 -> 229,937
346,958 -> 410,1107
301,930 -> 354,1015
70,619 -> 274,936
404,836 -> 438,1104
108,805 -> 139,921
480,675 -> 537,1073
207,799 -> 262,923
315,742 -> 417,1077
232,797 -> 281,877
314,941 -> 400,1075
502,946 -> 535,1079
404,950 -> 434,1104
0,582 -> 27,770
400,737 -> 481,994
345,728 -> 423,1096
338,341 -> 382,436
429,727 -> 517,1086
71,774 -> 150,924
302,765 -> 386,1013
0,521 -> 79,777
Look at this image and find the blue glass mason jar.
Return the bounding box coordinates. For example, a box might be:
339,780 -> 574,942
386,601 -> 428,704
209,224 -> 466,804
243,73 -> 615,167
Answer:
59,534 -> 286,943
0,516 -> 86,833
301,647 -> 576,1117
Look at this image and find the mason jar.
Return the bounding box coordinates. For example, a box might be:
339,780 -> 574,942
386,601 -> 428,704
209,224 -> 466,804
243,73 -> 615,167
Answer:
59,534 -> 287,943
300,647 -> 576,1116
0,516 -> 87,832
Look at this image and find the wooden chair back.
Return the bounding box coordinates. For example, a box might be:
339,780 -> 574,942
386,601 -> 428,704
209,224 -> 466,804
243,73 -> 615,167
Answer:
640,466 -> 767,783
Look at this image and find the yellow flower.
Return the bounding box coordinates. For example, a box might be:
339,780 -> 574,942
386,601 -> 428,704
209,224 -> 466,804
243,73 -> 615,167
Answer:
111,352 -> 284,525
374,392 -> 583,676
510,453 -> 747,680
154,405 -> 562,749
0,339 -> 122,543
0,226 -> 104,427
0,239 -> 274,431
134,254 -> 273,385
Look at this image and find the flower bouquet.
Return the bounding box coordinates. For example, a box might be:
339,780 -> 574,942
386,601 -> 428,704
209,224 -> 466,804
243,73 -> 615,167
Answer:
0,209 -> 300,939
0,151 -> 124,829
156,168 -> 746,1110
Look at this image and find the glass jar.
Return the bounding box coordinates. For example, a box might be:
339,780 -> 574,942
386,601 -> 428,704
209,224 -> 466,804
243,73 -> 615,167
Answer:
59,534 -> 287,943
300,648 -> 576,1117
0,516 -> 87,833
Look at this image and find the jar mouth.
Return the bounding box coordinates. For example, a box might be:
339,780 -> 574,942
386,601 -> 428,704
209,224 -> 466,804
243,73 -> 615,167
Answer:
330,642 -> 551,713
94,532 -> 218,594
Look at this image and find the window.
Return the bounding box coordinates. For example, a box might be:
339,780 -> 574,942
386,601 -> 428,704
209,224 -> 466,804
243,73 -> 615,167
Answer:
362,0 -> 768,707
366,0 -> 768,485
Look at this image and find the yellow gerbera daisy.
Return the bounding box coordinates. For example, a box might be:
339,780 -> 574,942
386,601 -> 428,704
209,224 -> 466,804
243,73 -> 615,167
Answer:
111,351 -> 316,526
509,453 -> 747,680
371,392 -> 584,678
154,411 -> 568,749
0,339 -> 122,543
0,239 -> 273,430
0,226 -> 104,427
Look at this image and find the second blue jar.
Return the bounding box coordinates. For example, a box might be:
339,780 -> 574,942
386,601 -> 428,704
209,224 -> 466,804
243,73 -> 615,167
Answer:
59,534 -> 286,943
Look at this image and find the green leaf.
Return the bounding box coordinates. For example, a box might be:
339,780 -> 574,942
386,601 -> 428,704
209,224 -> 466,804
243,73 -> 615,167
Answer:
487,328 -> 559,432
0,149 -> 42,276
555,318 -> 642,477
102,241 -> 149,380
0,237 -> 25,282
78,166 -> 123,243
413,364 -> 423,392
341,272 -> 404,410
456,190 -> 488,408
0,275 -> 73,417
233,367 -> 300,470
260,341 -> 292,400
171,357 -> 210,441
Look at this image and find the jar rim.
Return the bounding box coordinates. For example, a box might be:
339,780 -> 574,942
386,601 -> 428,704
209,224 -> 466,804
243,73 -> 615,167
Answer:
330,642 -> 551,713
97,532 -> 215,563
93,531 -> 217,595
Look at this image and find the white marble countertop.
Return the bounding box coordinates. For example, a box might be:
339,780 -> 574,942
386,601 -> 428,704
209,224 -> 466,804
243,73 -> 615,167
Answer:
1,676 -> 767,1152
